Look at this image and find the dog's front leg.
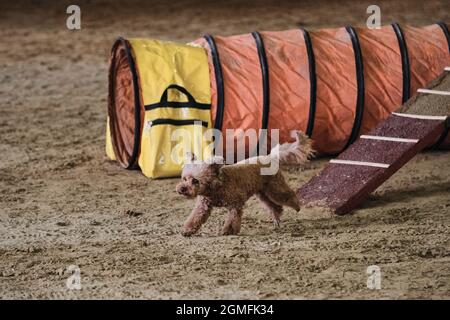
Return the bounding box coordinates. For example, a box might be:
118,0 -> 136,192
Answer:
221,207 -> 243,236
182,196 -> 212,237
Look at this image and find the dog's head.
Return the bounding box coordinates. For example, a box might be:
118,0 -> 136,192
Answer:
176,153 -> 224,198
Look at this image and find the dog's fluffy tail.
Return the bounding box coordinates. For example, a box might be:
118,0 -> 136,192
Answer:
235,130 -> 315,166
271,131 -> 315,166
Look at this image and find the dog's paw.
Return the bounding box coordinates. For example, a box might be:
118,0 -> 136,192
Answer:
220,226 -> 240,236
181,229 -> 197,237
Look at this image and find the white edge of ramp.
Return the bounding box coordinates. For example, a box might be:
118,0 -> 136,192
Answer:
360,135 -> 419,143
392,112 -> 448,121
330,159 -> 390,168
417,88 -> 450,96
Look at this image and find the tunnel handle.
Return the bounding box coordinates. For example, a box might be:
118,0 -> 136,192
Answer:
160,84 -> 196,105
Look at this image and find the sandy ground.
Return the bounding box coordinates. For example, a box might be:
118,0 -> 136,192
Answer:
0,0 -> 449,299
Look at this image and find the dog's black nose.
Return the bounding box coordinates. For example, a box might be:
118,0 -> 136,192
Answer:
179,186 -> 187,194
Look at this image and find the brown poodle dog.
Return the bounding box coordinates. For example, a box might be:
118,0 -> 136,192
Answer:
176,131 -> 314,236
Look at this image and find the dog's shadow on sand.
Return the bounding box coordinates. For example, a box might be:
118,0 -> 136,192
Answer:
363,180 -> 450,209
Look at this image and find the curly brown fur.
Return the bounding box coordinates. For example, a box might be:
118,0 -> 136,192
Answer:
239,130 -> 315,167
276,130 -> 315,166
176,131 -> 314,236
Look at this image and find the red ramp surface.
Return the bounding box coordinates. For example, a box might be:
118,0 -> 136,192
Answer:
297,71 -> 450,215
297,113 -> 448,214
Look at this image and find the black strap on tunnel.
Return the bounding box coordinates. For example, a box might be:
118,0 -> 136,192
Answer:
149,118 -> 209,128
301,28 -> 317,138
203,35 -> 225,131
392,23 -> 411,103
252,31 -> 270,154
343,26 -> 365,150
437,21 -> 450,52
111,37 -> 142,170
433,22 -> 450,148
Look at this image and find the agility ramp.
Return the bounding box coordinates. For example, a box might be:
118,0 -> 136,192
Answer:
297,69 -> 450,215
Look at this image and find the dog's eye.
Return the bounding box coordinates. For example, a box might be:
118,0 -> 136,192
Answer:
192,178 -> 199,185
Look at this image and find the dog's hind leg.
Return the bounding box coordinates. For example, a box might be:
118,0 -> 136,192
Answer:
221,207 -> 243,235
256,192 -> 283,227
264,175 -> 301,212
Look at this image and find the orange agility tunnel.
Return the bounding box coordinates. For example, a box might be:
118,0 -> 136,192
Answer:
107,23 -> 450,177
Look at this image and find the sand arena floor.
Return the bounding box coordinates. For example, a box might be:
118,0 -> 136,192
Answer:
0,0 -> 449,299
